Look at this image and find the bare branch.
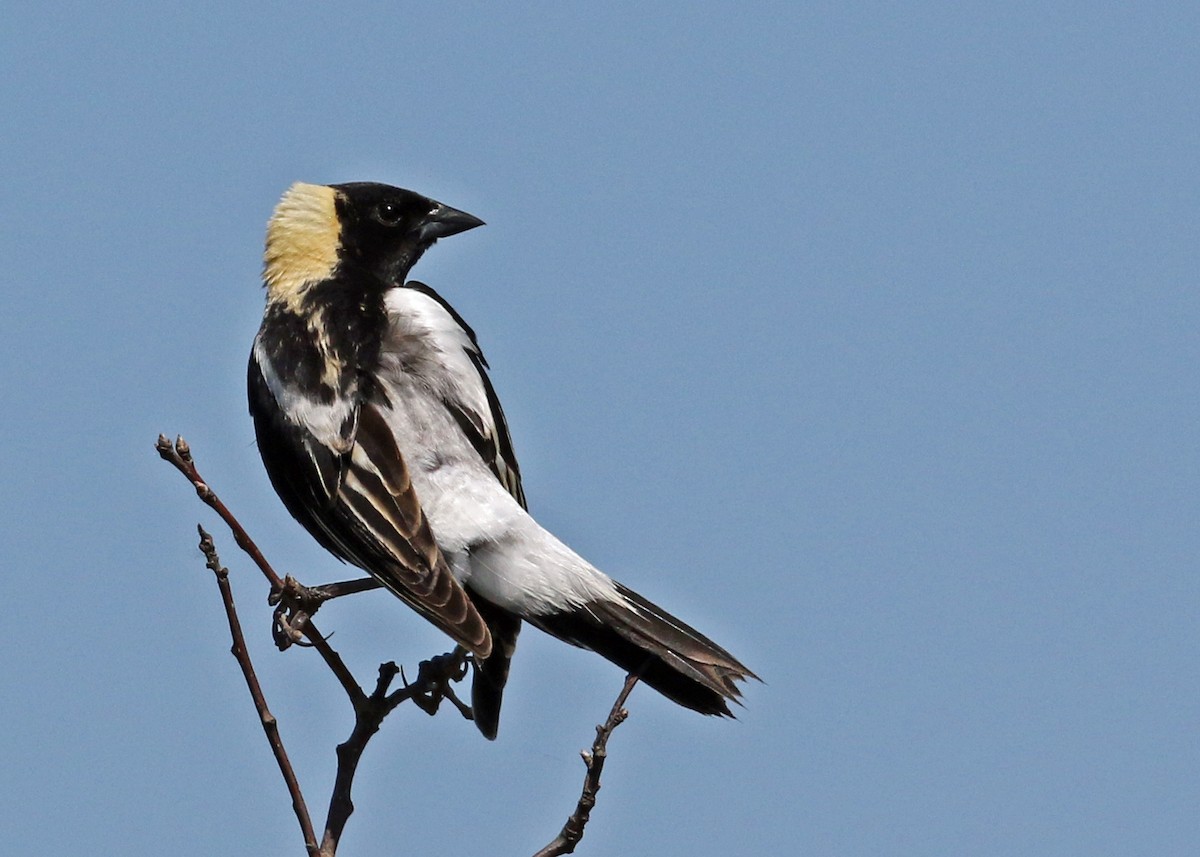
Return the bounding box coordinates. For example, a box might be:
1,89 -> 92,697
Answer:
320,661 -> 398,853
161,434 -> 640,856
160,435 -> 474,856
196,525 -> 320,857
320,651 -> 470,853
158,435 -> 283,590
532,674 -> 641,857
157,434 -> 364,705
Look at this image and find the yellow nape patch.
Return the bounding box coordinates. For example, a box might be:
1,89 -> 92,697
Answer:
263,182 -> 341,306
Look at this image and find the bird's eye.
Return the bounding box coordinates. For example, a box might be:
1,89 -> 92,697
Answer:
375,201 -> 405,226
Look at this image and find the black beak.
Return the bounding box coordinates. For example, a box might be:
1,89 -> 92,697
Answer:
417,202 -> 485,242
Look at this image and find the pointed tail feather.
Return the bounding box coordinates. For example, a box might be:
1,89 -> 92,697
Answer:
468,595 -> 522,739
532,582 -> 757,716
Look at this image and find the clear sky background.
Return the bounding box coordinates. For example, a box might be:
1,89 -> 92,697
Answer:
2,3 -> 1196,855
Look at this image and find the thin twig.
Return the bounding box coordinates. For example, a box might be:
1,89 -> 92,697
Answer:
196,526 -> 320,857
321,662 -> 399,852
156,435 -> 363,703
161,434 -> 638,856
160,434 -> 474,856
320,652 -> 471,853
532,674 -> 641,857
157,435 -> 283,589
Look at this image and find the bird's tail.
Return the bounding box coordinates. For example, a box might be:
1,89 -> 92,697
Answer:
468,596 -> 522,740
532,582 -> 758,716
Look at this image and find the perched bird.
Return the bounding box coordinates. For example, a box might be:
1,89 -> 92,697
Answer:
248,181 -> 755,738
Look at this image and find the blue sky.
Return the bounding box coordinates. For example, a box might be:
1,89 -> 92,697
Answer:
2,3 -> 1196,855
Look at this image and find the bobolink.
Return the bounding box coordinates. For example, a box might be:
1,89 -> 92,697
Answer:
248,181 -> 754,738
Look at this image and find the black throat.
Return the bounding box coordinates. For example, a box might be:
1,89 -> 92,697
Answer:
258,275 -> 388,404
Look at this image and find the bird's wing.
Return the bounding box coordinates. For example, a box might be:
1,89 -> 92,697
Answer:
383,283 -> 525,738
248,345 -> 492,658
339,402 -> 493,655
400,282 -> 527,509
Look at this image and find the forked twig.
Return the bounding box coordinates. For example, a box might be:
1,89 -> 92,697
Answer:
160,435 -> 469,855
321,651 -> 472,852
159,433 -> 638,856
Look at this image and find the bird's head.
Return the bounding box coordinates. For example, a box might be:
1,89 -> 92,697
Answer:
263,181 -> 484,306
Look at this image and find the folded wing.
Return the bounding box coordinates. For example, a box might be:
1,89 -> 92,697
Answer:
248,348 -> 492,658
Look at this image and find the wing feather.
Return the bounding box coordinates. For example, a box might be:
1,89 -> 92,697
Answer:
344,403 -> 492,655
249,349 -> 491,658
384,283 -> 527,737
399,282 -> 527,509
